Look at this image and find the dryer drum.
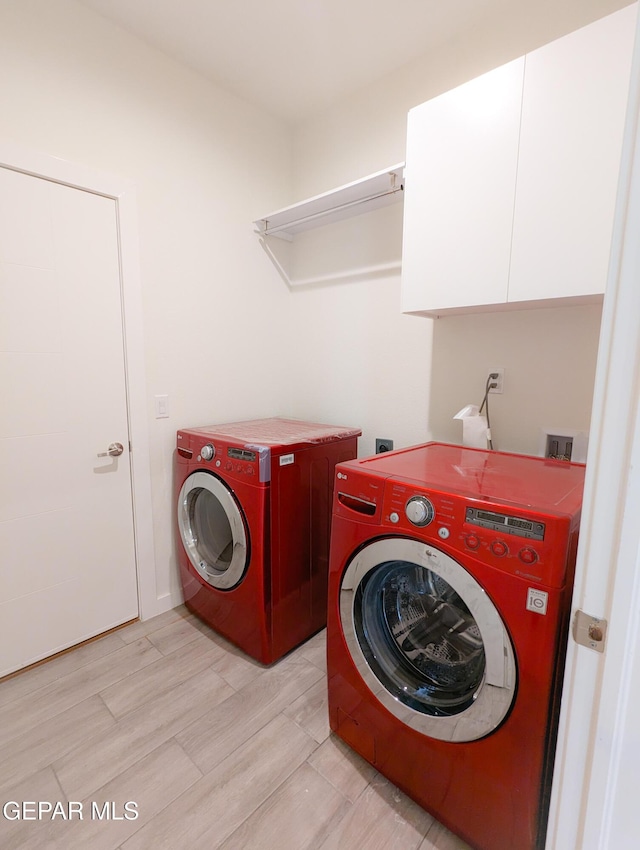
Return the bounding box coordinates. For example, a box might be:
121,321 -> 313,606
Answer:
355,561 -> 486,716
177,470 -> 249,591
188,487 -> 234,571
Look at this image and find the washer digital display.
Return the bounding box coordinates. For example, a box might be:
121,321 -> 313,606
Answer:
466,507 -> 545,541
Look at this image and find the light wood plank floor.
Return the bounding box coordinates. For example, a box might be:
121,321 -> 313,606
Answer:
0,606 -> 471,849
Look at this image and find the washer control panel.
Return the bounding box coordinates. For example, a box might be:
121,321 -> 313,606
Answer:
381,480 -> 571,588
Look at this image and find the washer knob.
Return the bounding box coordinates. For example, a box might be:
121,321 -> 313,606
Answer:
405,496 -> 434,527
200,444 -> 215,461
519,547 -> 538,565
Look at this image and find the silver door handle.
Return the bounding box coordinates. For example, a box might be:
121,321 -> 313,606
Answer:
98,442 -> 124,458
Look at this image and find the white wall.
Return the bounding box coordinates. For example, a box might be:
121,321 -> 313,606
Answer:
282,202 -> 429,458
288,0 -> 630,458
428,305 -> 603,455
0,0 -> 292,610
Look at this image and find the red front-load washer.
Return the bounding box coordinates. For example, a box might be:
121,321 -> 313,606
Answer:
175,417 -> 360,664
327,442 -> 586,850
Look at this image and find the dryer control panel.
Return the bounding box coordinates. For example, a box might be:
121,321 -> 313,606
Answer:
176,431 -> 271,483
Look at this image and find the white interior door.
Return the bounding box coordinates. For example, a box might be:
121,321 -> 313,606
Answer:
0,166 -> 139,677
548,7 -> 640,847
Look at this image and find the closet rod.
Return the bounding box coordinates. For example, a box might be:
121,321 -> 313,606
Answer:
258,184 -> 404,237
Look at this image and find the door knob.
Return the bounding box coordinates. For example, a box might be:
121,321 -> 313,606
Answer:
98,442 -> 124,458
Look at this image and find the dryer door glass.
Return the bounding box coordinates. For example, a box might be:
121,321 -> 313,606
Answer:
340,537 -> 516,742
178,471 -> 248,590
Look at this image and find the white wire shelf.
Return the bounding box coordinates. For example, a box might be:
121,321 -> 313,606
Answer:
254,163 -> 404,240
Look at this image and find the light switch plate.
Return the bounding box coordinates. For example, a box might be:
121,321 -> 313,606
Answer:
155,394 -> 169,419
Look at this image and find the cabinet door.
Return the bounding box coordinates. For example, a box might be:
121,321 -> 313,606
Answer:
508,6 -> 636,304
401,58 -> 524,315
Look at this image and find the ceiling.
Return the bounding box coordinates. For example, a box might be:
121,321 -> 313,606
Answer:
77,0 -> 524,124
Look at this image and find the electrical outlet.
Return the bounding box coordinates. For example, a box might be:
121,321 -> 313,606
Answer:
375,438 -> 394,454
488,368 -> 504,394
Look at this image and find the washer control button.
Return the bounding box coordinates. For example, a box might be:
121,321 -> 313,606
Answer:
405,496 -> 435,527
389,512 -> 400,524
519,547 -> 538,565
491,540 -> 508,557
200,444 -> 215,461
465,534 -> 480,550
438,527 -> 450,540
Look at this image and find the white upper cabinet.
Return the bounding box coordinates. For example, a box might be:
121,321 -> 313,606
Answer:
401,4 -> 636,317
401,59 -> 524,314
509,6 -> 636,304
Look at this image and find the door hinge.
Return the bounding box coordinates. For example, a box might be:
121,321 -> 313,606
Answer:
573,610 -> 608,653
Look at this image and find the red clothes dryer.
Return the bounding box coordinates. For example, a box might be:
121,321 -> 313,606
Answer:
175,418 -> 360,664
327,442 -> 586,850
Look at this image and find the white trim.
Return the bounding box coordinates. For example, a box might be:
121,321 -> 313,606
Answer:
0,142 -> 158,621
547,8 -> 640,847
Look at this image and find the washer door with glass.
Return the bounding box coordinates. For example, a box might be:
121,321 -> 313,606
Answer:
178,471 -> 249,590
340,537 -> 516,742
